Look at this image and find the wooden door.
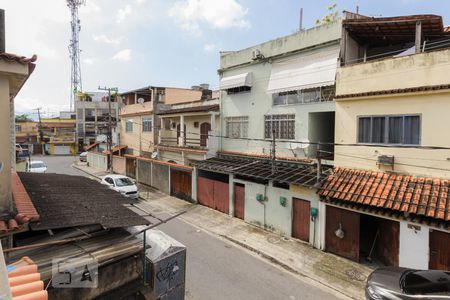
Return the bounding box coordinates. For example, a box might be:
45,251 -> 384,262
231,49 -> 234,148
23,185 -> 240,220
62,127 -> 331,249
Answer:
234,183 -> 245,220
213,180 -> 229,214
325,206 -> 360,262
170,169 -> 192,201
429,230 -> 450,271
197,177 -> 214,208
126,158 -> 136,179
200,122 -> 211,147
292,198 -> 310,242
376,218 -> 399,266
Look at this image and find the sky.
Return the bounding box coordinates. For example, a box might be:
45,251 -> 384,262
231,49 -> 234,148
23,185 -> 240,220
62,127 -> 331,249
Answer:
2,0 -> 450,118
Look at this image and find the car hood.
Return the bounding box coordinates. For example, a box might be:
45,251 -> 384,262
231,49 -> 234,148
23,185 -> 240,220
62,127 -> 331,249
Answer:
114,185 -> 137,193
368,267 -> 409,293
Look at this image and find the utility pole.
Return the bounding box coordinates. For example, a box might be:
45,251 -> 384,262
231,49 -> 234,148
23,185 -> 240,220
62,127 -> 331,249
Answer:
34,108 -> 44,155
98,86 -> 118,173
271,129 -> 276,175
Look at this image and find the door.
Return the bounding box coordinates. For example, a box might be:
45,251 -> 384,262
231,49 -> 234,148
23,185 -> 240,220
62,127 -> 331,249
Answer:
234,183 -> 245,220
200,122 -> 211,147
197,176 -> 229,214
429,230 -> 450,270
325,206 -> 360,262
54,145 -> 70,155
292,198 -> 310,242
170,169 -> 192,201
126,157 -> 136,179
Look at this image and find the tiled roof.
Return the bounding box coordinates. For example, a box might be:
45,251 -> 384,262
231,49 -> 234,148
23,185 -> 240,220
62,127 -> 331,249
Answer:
319,168 -> 450,221
156,145 -> 208,154
157,104 -> 219,115
7,256 -> 48,300
335,84 -> 450,99
84,142 -> 100,151
218,151 -> 312,163
103,144 -> 127,155
0,53 -> 37,65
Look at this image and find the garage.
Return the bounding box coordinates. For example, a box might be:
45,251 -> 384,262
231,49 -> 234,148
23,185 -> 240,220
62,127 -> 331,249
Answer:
197,170 -> 229,214
429,230 -> 450,271
170,168 -> 192,201
53,145 -> 70,155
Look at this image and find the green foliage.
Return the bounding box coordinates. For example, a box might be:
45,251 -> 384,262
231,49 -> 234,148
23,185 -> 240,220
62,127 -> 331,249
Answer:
315,3 -> 338,25
15,114 -> 32,122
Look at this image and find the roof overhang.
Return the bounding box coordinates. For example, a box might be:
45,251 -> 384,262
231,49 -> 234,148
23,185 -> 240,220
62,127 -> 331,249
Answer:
0,53 -> 36,99
220,72 -> 252,90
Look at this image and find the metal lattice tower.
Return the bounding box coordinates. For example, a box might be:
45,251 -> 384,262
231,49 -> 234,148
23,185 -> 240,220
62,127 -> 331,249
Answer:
67,0 -> 85,111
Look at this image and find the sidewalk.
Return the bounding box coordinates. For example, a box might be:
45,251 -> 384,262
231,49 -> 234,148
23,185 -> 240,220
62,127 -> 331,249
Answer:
73,163 -> 372,300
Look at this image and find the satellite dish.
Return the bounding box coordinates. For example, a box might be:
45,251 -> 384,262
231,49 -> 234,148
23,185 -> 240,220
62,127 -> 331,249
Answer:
151,151 -> 158,159
137,98 -> 145,104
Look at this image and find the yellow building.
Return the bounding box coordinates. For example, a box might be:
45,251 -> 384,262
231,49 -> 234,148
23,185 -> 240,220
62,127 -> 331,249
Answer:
40,118 -> 77,155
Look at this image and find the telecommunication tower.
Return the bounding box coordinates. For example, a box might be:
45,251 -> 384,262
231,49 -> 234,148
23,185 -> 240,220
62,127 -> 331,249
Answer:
67,0 -> 85,111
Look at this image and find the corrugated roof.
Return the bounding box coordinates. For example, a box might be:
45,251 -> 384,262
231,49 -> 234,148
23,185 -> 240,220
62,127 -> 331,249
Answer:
18,172 -> 150,230
319,167 -> 450,222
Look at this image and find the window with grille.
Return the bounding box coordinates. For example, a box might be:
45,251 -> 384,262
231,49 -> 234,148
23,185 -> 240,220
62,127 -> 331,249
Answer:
264,114 -> 295,139
225,116 -> 249,138
15,125 -> 22,132
142,117 -> 152,132
357,115 -> 420,145
125,119 -> 133,132
272,85 -> 335,106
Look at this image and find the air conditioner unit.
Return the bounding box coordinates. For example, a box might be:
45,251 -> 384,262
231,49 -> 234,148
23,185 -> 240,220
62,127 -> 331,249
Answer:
170,121 -> 177,129
377,155 -> 394,166
252,49 -> 263,60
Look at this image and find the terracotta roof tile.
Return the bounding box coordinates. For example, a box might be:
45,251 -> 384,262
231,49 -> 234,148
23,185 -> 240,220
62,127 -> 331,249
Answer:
11,171 -> 39,222
7,256 -> 48,300
319,168 -> 450,221
0,53 -> 37,65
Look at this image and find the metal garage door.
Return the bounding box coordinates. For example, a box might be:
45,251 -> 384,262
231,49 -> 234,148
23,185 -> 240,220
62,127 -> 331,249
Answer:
170,169 -> 192,201
197,176 -> 229,214
54,145 -> 70,155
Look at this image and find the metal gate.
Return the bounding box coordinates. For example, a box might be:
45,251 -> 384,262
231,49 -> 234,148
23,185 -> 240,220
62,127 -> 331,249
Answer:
292,198 -> 310,242
126,157 -> 136,179
170,169 -> 192,201
234,183 -> 245,220
197,176 -> 229,214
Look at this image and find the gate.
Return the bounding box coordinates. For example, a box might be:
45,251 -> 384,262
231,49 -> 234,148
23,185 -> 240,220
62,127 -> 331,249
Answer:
292,198 -> 310,242
234,183 -> 245,220
170,169 -> 192,201
197,176 -> 229,214
429,230 -> 450,271
126,157 -> 136,179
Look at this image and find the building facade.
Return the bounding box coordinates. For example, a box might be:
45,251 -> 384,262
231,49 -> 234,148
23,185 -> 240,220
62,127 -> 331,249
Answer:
40,117 -> 77,155
319,13 -> 450,270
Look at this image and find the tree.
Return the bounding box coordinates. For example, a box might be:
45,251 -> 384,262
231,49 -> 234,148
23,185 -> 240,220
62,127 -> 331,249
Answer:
315,4 -> 338,25
15,114 -> 32,122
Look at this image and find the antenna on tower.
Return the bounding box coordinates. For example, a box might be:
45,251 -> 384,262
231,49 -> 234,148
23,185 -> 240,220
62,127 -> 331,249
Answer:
67,0 -> 85,112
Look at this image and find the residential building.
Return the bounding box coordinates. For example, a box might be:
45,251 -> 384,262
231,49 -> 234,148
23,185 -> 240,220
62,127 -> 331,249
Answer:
194,20 -> 342,248
75,91 -> 120,151
40,117 -> 76,155
15,120 -> 39,154
319,12 -> 450,270
119,86 -> 203,157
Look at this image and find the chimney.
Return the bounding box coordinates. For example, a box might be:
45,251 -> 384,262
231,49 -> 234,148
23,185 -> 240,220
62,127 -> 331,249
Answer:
0,9 -> 5,52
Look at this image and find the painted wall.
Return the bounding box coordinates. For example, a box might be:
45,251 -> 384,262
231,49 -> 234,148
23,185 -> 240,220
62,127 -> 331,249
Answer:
220,45 -> 337,158
137,159 -> 152,186
112,155 -> 126,175
164,88 -> 202,105
0,76 -> 11,211
87,152 -> 108,171
399,221 -> 429,269
152,163 -> 170,194
334,92 -> 450,177
120,113 -> 154,156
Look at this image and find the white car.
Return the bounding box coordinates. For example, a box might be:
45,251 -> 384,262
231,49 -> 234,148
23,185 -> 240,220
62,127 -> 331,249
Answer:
26,160 -> 47,173
101,175 -> 139,199
79,152 -> 88,162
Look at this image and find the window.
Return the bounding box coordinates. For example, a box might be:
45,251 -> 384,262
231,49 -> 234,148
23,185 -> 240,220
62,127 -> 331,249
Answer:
15,125 -> 22,132
226,86 -> 251,95
265,114 -> 295,139
226,116 -> 249,138
125,119 -> 133,132
402,270 -> 450,295
357,115 -> 420,145
142,117 -> 152,132
273,86 -> 335,106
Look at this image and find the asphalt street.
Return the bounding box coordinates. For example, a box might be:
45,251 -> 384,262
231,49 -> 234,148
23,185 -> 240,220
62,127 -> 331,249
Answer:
35,155 -> 343,300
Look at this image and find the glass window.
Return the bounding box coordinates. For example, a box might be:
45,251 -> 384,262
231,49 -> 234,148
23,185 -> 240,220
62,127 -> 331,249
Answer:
403,270 -> 450,295
404,116 -> 420,145
265,114 -> 295,139
142,117 -> 152,132
358,115 -> 420,145
388,116 -> 403,144
273,86 -> 335,106
358,117 -> 371,143
226,116 -> 248,138
114,177 -> 134,187
125,119 -> 133,132
372,117 -> 385,143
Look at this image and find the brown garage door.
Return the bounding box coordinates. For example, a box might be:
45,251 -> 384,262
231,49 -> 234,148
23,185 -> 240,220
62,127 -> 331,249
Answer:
170,169 -> 192,201
126,157 -> 136,179
234,183 -> 245,220
430,230 -> 450,271
292,198 -> 310,242
197,176 -> 229,214
326,206 -> 360,262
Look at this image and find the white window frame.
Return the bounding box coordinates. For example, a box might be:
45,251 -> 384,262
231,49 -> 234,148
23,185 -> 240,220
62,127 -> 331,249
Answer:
142,117 -> 152,132
225,116 -> 249,138
125,119 -> 133,133
264,114 -> 296,140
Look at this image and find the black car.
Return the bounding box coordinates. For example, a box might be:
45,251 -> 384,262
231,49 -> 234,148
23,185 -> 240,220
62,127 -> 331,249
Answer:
366,267 -> 450,299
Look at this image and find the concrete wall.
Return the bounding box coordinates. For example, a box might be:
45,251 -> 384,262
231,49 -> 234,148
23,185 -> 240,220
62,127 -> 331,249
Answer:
87,152 -> 108,171
0,76 -> 11,211
220,44 -> 337,158
399,221 -> 429,269
164,88 -> 202,105
137,159 -> 152,186
112,155 -> 126,175
336,49 -> 450,96
152,163 -> 170,194
334,92 -> 450,177
120,113 -> 154,156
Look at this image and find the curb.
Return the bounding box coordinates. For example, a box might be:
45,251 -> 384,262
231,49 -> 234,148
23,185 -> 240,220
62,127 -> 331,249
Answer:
71,164 -> 101,180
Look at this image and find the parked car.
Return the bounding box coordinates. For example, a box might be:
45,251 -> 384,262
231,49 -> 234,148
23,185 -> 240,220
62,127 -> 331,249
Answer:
101,175 -> 139,199
79,152 -> 88,162
26,160 -> 47,173
366,267 -> 450,299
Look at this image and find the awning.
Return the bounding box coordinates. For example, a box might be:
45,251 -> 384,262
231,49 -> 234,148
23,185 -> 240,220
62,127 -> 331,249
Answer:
267,46 -> 339,94
220,73 -> 252,90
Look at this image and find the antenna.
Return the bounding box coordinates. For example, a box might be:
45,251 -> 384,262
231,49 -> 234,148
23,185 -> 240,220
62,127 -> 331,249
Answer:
67,0 -> 86,112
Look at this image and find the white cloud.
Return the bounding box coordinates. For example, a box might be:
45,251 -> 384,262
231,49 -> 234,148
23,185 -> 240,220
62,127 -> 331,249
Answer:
117,4 -> 132,23
83,58 -> 95,65
93,34 -> 123,45
14,96 -> 69,117
82,1 -> 101,14
169,0 -> 250,35
112,49 -> 132,61
203,43 -> 217,52
135,0 -> 146,5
